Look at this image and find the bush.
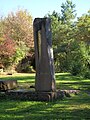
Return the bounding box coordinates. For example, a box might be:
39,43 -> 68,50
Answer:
16,55 -> 35,73
54,40 -> 90,79
69,41 -> 90,78
84,71 -> 90,79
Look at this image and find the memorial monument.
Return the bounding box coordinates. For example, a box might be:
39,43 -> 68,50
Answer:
33,18 -> 58,101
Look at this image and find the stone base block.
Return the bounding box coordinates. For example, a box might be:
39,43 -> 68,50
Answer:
0,80 -> 17,91
6,89 -> 63,101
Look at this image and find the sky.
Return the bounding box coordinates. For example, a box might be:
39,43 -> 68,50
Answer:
0,0 -> 90,19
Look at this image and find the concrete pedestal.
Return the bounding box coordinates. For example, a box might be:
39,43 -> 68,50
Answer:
6,90 -> 62,101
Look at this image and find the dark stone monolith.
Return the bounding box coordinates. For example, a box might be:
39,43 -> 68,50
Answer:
33,18 -> 56,92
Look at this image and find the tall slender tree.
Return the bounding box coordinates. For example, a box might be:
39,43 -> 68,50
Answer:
61,0 -> 76,24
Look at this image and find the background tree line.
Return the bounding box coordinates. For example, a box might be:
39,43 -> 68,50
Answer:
0,10 -> 34,73
46,0 -> 90,78
0,0 -> 90,78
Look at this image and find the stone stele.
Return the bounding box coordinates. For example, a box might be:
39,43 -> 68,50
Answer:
33,18 -> 56,92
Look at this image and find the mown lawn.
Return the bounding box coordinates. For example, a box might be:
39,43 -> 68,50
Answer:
0,73 -> 90,120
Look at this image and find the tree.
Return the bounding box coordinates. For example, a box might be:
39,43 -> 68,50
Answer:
46,1 -> 90,78
46,0 -> 77,72
61,0 -> 76,24
0,35 -> 16,56
0,9 -> 34,71
0,35 -> 16,68
4,10 -> 33,48
76,10 -> 90,43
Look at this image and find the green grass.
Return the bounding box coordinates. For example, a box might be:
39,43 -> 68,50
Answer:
0,73 -> 90,120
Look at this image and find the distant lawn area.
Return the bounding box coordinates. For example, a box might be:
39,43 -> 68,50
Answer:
0,73 -> 90,120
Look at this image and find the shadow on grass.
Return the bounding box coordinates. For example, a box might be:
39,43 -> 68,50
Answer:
55,73 -> 83,81
56,73 -> 90,91
0,93 -> 90,120
0,73 -> 90,119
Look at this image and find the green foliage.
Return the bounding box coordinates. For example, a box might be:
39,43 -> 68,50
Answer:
67,41 -> 90,76
46,0 -> 90,78
13,42 -> 29,64
54,40 -> 90,78
16,61 -> 34,73
0,10 -> 34,71
76,10 -> 90,43
61,0 -> 76,24
0,0 -> 90,77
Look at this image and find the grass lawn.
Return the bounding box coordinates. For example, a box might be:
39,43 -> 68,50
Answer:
0,73 -> 90,120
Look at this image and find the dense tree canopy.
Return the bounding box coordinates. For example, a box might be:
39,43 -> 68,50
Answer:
0,0 -> 90,78
46,0 -> 90,78
76,10 -> 90,43
0,10 -> 34,70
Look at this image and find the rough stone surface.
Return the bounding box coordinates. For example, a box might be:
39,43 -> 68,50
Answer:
33,18 -> 56,92
6,89 -> 62,101
0,89 -> 80,101
0,80 -> 17,91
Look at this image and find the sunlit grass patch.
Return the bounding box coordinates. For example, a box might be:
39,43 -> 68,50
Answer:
0,73 -> 90,119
